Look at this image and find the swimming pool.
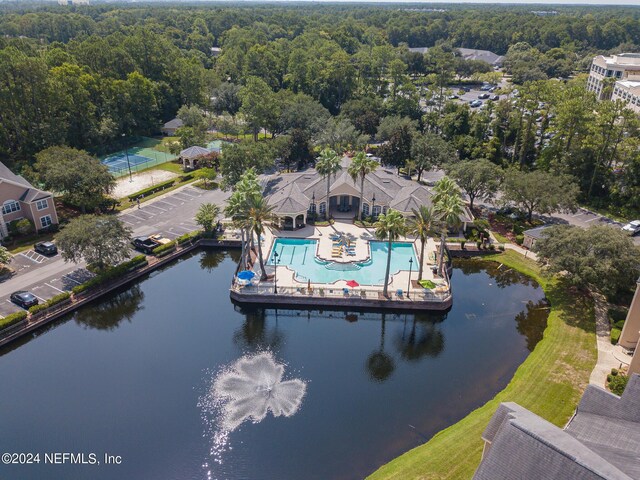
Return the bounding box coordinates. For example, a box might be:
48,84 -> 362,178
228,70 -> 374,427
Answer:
267,238 -> 417,285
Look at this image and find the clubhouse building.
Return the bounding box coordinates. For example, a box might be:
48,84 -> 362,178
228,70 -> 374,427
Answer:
263,156 -> 473,230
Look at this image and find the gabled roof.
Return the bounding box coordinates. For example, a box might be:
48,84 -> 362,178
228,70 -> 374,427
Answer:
523,225 -> 552,240
163,118 -> 184,129
179,146 -> 211,159
268,182 -> 310,214
0,161 -> 53,204
474,375 -> 640,480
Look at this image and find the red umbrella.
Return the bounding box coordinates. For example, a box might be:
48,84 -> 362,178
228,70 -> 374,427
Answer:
346,280 -> 360,288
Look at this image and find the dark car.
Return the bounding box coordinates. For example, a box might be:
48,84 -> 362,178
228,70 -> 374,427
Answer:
490,95 -> 500,101
34,241 -> 58,256
10,291 -> 38,309
478,93 -> 490,100
496,207 -> 525,221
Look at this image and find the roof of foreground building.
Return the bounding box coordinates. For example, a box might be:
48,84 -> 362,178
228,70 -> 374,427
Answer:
473,374 -> 640,480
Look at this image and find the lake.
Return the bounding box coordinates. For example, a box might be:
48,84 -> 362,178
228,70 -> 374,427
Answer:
0,249 -> 548,480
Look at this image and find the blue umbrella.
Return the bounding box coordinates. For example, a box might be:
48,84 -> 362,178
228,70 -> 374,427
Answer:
237,270 -> 256,280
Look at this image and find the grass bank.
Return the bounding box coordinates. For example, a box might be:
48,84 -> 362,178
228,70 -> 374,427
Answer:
368,250 -> 596,480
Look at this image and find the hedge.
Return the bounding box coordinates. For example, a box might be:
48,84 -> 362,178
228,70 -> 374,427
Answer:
0,310 -> 28,331
28,292 -> 71,315
128,179 -> 175,201
176,231 -> 202,245
152,241 -> 177,257
71,256 -> 148,294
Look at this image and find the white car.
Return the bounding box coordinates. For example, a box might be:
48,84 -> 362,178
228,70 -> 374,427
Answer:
622,220 -> 640,235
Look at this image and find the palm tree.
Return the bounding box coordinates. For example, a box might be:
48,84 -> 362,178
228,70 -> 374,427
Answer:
315,148 -> 341,219
374,210 -> 407,298
408,206 -> 437,281
434,194 -> 464,276
195,202 -> 220,234
224,169 -> 262,269
432,176 -> 461,206
240,194 -> 275,281
348,151 -> 378,221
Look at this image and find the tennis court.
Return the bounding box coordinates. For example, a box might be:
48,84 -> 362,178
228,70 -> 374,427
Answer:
101,139 -> 177,177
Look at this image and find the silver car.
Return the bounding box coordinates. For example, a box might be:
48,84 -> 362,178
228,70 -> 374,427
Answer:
622,220 -> 640,235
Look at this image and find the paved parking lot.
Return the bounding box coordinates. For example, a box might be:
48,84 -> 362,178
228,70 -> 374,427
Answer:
0,184 -> 229,317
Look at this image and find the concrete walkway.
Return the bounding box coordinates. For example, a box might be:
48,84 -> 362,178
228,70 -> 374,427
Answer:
590,294 -> 633,387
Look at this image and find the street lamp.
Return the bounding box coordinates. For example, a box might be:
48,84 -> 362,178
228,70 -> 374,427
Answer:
407,257 -> 413,299
273,251 -> 280,294
372,194 -> 376,219
122,133 -> 133,182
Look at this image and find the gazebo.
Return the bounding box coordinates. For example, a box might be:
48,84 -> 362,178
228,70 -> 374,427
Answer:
179,146 -> 212,170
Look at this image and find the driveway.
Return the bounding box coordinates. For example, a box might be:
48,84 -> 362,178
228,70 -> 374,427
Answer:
0,184 -> 230,317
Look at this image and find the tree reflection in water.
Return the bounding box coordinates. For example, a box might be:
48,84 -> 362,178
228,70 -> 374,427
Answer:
199,250 -> 227,272
453,258 -> 537,289
366,313 -> 395,383
395,313 -> 445,362
515,299 -> 550,351
233,307 -> 284,352
74,285 -> 144,330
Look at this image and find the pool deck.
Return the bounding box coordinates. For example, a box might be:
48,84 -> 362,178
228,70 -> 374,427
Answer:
230,222 -> 452,311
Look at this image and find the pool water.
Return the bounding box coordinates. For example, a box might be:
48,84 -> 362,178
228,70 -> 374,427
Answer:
268,238 -> 418,285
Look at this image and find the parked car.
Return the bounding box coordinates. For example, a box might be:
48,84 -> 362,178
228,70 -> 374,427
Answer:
622,220 -> 640,236
34,241 -> 58,256
469,100 -> 483,108
480,84 -> 493,91
496,207 -> 525,221
448,94 -> 459,99
10,291 -> 39,309
132,234 -> 172,254
462,86 -> 471,92
478,93 -> 490,99
490,95 -> 500,101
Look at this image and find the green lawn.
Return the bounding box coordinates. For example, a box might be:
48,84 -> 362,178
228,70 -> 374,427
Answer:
368,250 -> 596,480
492,231 -> 510,244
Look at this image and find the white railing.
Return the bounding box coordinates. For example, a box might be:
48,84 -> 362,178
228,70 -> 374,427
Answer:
232,282 -> 450,302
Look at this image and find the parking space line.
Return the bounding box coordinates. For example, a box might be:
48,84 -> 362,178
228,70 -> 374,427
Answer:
145,204 -> 167,212
126,212 -> 149,221
62,274 -> 82,285
571,212 -> 585,217
33,294 -> 46,302
45,282 -> 65,293
159,199 -> 179,207
171,225 -> 193,233
177,191 -> 196,198
121,219 -> 135,225
585,216 -> 600,223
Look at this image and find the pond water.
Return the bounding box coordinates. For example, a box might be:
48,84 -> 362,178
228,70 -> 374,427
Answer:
0,250 -> 548,480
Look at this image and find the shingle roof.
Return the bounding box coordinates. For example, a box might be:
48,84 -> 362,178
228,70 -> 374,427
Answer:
474,374 -> 640,480
263,156 -> 473,223
163,118 -> 184,129
523,225 -> 552,240
179,146 -> 211,159
0,161 -> 53,204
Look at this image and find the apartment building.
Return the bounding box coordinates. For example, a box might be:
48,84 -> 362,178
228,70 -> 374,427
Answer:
0,162 -> 58,239
587,53 -> 640,109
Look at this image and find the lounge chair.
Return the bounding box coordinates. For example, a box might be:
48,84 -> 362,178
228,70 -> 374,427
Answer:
396,289 -> 403,298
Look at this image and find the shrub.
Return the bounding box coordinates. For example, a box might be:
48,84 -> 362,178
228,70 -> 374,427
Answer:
176,231 -> 202,245
515,234 -> 524,245
16,218 -> 34,235
128,179 -> 175,201
611,368 -> 619,376
611,327 -> 622,345
71,256 -> 148,294
29,292 -> 71,315
152,241 -> 176,257
608,374 -> 629,396
498,244 -> 505,251
0,310 -> 28,331
489,244 -> 496,250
